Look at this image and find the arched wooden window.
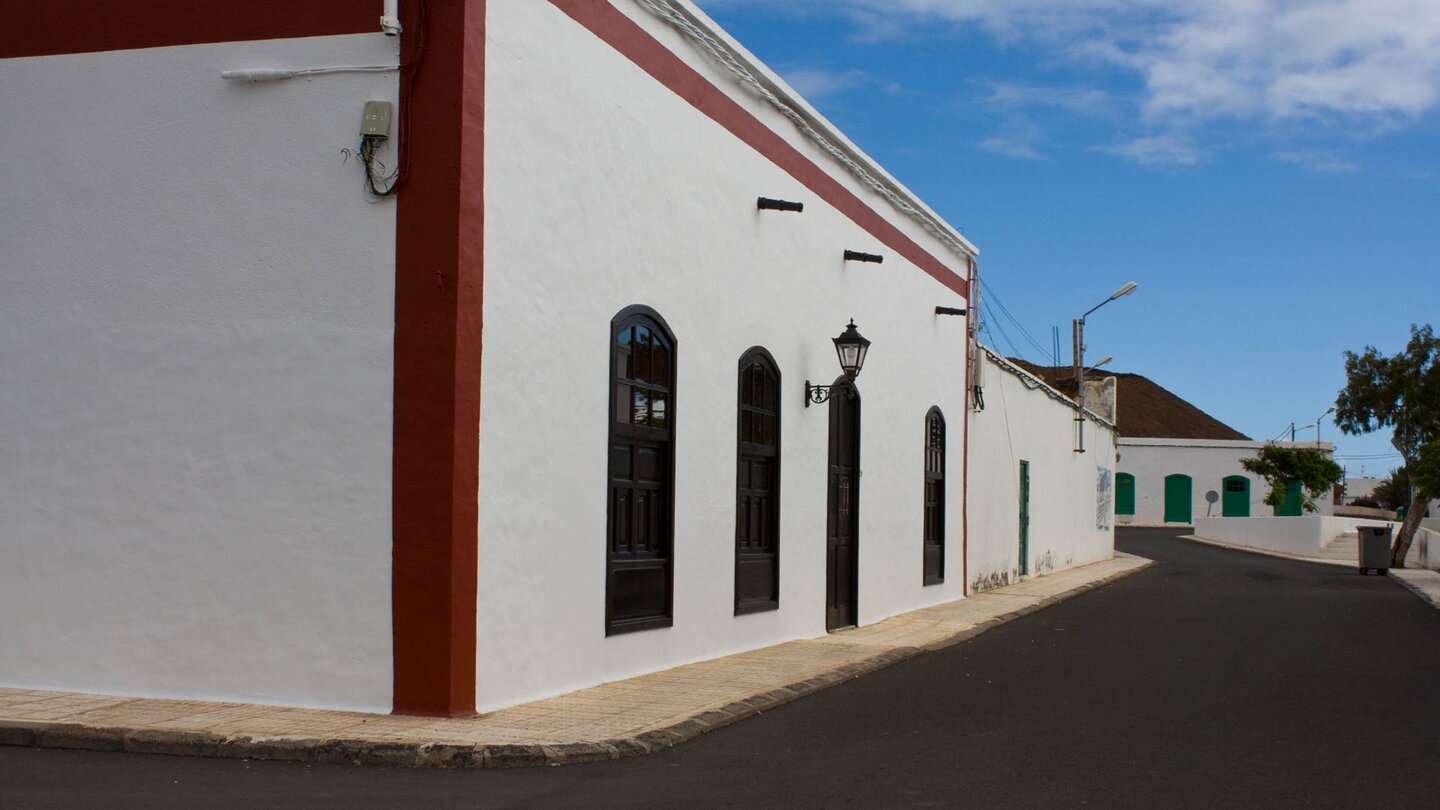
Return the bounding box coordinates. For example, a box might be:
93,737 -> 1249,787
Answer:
735,347 -> 781,614
606,306 -> 676,635
922,407 -> 946,585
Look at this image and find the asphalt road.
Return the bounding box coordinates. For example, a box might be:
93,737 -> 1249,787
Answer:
4,528 -> 1440,809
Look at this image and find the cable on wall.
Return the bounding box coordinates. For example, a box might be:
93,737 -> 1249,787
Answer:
633,0 -> 976,265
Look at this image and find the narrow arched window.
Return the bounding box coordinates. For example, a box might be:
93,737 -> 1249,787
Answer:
735,347 -> 781,614
606,306 -> 676,635
923,407 -> 946,585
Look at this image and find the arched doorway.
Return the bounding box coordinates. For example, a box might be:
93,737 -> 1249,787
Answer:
1222,475 -> 1250,517
1164,474 -> 1192,524
826,378 -> 860,632
1116,473 -> 1136,517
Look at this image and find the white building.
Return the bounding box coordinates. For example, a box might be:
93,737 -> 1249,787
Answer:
2,0 -> 1112,717
1117,438 -> 1334,526
1010,363 -> 1336,526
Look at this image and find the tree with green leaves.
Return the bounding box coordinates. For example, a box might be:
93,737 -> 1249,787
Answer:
1335,324 -> 1440,566
1241,444 -> 1344,514
1370,468 -> 1411,512
1413,441 -> 1440,506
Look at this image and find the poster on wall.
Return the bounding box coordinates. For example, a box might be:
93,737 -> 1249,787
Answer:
1096,466 -> 1113,530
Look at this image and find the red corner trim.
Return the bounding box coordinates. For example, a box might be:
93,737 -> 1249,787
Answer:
0,1 -> 373,59
546,0 -> 968,299
390,0 -> 484,718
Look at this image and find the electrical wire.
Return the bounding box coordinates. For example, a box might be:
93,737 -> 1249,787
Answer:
980,279 -> 1050,362
980,302 -> 1027,362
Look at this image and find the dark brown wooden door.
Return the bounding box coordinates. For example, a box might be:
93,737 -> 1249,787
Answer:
826,378 -> 860,632
606,309 -> 676,635
922,408 -> 945,585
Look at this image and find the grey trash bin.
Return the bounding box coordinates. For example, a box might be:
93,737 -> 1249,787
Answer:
1358,525 -> 1393,575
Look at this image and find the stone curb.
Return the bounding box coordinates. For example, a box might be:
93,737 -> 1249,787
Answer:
1390,571 -> 1440,610
0,558 -> 1153,770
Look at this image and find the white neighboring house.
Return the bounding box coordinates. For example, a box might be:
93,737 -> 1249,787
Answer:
967,350 -> 1118,591
1010,364 -> 1335,526
1118,438 -> 1335,526
1342,477 -> 1384,505
2,0 -> 1112,717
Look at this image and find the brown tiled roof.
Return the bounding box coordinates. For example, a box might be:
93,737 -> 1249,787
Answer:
1007,361 -> 1251,441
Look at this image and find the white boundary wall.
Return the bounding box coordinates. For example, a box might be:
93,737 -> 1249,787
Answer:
1193,516 -> 1401,558
1118,438 -> 1335,526
0,35 -> 400,711
966,351 -> 1117,591
475,0 -> 978,712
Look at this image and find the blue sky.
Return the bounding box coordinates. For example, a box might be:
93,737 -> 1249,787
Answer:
695,0 -> 1440,476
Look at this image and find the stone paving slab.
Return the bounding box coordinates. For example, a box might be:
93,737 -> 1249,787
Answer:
0,553 -> 1151,769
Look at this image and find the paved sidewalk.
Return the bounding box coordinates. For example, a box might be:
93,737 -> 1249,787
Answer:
1391,568 -> 1440,609
0,553 -> 1150,769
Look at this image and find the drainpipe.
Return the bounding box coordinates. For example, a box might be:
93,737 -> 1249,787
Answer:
381,0 -> 403,36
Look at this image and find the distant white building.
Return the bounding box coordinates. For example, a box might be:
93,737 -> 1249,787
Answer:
1118,438 -> 1334,525
1011,363 -> 1335,526
1342,477 -> 1384,505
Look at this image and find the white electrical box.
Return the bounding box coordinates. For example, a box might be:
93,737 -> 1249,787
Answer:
360,101 -> 392,139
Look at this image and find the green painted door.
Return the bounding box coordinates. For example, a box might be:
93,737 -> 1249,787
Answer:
1164,474 -> 1192,523
1222,475 -> 1250,517
1018,461 -> 1030,576
1116,473 -> 1136,516
1276,480 -> 1303,516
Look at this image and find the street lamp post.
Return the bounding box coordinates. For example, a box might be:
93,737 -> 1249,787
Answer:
1072,282 -> 1137,452
1312,406 -> 1336,446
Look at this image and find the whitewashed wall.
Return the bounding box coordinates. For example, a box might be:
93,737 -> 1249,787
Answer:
1118,439 -> 1335,526
1193,516 -> 1400,558
476,0 -> 975,711
0,35 -> 400,711
966,352 -> 1117,591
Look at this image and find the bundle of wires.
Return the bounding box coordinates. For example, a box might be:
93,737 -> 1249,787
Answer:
358,133 -> 399,198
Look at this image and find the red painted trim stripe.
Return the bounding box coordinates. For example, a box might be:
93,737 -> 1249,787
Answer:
390,0 -> 484,718
546,0 -> 968,300
0,0 -> 373,59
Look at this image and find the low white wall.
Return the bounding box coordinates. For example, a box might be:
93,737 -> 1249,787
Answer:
1414,529 -> 1440,571
1194,516 -> 1401,559
967,352 -> 1117,591
0,35 -> 400,711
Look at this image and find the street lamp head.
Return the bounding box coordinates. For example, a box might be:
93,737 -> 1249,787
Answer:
1109,281 -> 1138,300
1092,355 -> 1113,369
832,319 -> 871,379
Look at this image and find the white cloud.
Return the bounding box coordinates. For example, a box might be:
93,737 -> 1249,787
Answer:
780,67 -> 874,100
980,136 -> 1044,159
776,65 -> 906,103
1096,135 -> 1201,165
980,80 -> 1113,115
1273,149 -> 1359,173
704,0 -> 1440,128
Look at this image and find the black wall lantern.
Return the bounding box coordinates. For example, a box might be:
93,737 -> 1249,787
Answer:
805,320 -> 872,407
